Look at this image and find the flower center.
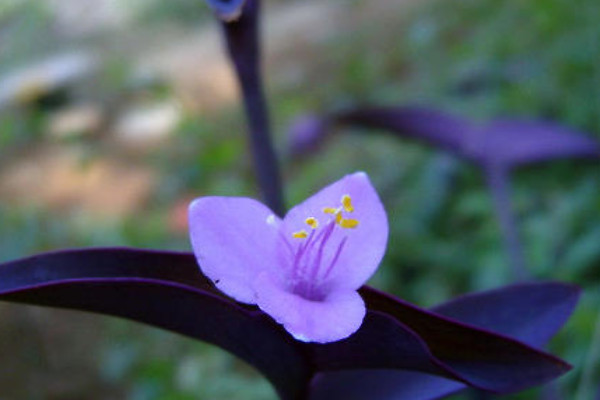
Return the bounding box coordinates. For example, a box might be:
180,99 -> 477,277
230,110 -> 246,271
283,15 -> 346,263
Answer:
287,194 -> 359,300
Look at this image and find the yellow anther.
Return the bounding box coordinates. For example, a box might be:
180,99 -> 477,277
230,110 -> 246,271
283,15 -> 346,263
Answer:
292,230 -> 308,239
323,207 -> 338,215
305,217 -> 319,229
339,218 -> 359,229
335,211 -> 343,224
341,194 -> 354,213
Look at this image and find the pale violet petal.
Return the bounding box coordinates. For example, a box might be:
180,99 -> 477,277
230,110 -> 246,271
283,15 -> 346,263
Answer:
189,197 -> 280,304
254,272 -> 366,343
283,172 -> 388,291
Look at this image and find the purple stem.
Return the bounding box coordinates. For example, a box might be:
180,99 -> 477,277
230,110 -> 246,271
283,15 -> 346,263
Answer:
485,165 -> 530,281
221,0 -> 285,216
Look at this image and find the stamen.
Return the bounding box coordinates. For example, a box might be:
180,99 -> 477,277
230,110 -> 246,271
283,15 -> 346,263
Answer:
339,218 -> 359,229
305,217 -> 319,229
292,230 -> 308,239
288,195 -> 361,296
322,237 -> 348,279
308,221 -> 336,281
294,228 -> 321,278
278,232 -> 294,256
342,194 -> 354,213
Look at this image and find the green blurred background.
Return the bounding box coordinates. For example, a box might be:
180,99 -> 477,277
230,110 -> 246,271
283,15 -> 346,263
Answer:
0,0 -> 598,398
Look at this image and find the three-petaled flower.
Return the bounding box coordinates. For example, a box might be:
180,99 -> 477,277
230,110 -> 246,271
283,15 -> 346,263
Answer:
189,172 -> 388,343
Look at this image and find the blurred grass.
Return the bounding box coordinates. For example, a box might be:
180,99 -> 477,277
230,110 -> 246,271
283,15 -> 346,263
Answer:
0,0 -> 599,398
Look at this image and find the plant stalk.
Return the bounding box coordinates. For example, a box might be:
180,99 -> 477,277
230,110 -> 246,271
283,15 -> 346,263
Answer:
485,165 -> 529,281
221,0 -> 285,216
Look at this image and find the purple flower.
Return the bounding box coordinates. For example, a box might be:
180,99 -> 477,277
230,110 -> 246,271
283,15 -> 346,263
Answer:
189,172 -> 388,343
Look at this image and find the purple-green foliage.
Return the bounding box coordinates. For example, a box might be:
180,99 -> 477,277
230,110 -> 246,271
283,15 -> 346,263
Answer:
0,0 -> 596,396
0,248 -> 579,399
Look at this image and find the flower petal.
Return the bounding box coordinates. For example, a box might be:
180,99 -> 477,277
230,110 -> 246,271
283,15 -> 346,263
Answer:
283,172 -> 388,290
254,272 -> 365,343
189,197 -> 280,304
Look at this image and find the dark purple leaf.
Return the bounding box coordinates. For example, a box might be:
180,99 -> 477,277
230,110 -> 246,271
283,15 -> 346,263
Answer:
0,249 -> 577,399
310,370 -> 463,400
289,106 -> 600,169
469,119 -> 600,167
288,107 -> 473,157
334,107 -> 474,154
205,0 -> 247,21
0,248 -> 311,400
307,311 -> 464,378
432,282 -> 580,347
358,287 -> 572,393
309,282 -> 579,400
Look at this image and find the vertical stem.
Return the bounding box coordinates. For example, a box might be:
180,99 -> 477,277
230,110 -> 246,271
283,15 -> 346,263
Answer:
221,0 -> 285,216
487,169 -> 563,400
485,165 -> 529,281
